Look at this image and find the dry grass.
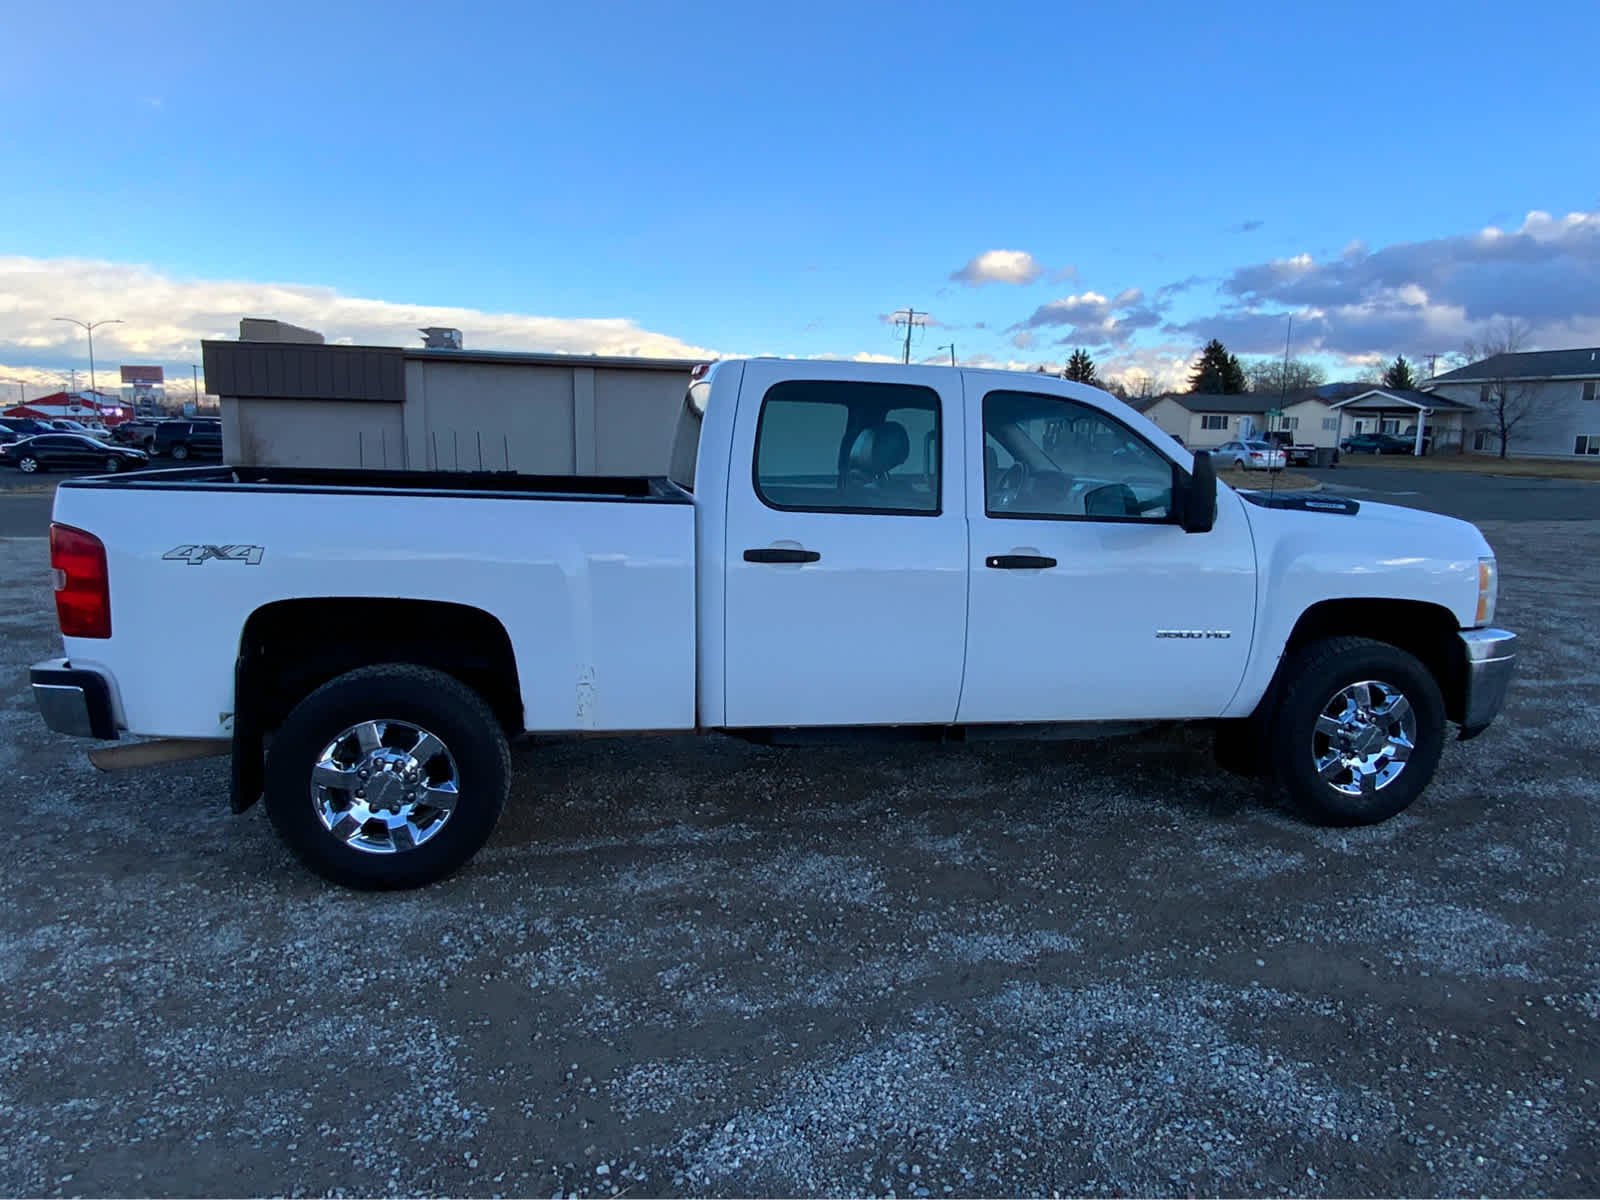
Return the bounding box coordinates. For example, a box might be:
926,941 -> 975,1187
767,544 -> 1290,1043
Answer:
1339,453 -> 1600,481
1217,468 -> 1320,492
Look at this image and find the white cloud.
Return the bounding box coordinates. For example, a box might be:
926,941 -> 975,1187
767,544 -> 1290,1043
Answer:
950,249 -> 1055,287
0,256 -> 720,393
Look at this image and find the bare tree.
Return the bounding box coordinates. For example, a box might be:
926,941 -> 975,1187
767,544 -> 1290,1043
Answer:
1461,318 -> 1536,458
1243,356 -> 1325,395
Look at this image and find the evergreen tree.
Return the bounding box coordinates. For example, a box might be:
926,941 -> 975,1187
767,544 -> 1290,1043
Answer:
1381,354 -> 1418,390
1063,348 -> 1099,385
1187,339 -> 1247,394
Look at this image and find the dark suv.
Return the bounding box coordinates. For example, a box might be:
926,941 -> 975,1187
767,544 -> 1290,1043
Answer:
152,419 -> 223,460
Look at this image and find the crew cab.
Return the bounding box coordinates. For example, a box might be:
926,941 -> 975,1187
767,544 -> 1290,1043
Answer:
30,360 -> 1516,888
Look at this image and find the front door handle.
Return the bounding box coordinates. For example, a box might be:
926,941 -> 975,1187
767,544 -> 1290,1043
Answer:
744,547 -> 821,564
986,554 -> 1057,569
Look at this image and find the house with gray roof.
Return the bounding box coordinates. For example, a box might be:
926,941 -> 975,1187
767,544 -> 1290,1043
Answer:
1421,346 -> 1600,457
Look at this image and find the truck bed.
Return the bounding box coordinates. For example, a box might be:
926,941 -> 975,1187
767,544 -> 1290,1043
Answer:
60,465 -> 692,503
50,466 -> 698,739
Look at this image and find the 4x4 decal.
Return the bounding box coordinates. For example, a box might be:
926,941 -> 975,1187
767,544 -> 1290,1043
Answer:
163,544 -> 265,566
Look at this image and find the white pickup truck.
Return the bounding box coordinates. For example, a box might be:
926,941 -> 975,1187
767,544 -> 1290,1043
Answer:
31,359 -> 1516,888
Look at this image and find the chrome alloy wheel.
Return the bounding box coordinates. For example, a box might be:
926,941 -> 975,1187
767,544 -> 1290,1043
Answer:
1311,680 -> 1416,797
310,720 -> 459,854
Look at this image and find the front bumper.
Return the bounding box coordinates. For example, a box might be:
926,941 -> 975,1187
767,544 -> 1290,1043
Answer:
1458,628 -> 1517,740
30,660 -> 119,740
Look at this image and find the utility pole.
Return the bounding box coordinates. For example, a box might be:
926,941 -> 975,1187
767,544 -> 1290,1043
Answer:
53,316 -> 123,398
936,343 -> 956,366
1278,314 -> 1293,426
889,308 -> 928,364
192,365 -> 201,407
1424,352 -> 1440,378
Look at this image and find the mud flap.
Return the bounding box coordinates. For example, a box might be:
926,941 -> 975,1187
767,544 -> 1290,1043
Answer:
230,654 -> 264,813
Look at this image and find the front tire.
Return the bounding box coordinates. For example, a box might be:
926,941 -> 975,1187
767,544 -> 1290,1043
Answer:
105,456 -> 122,473
263,664 -> 511,889
1270,637 -> 1446,825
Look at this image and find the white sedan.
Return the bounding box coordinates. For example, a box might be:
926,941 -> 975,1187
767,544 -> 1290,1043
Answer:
1210,440 -> 1286,471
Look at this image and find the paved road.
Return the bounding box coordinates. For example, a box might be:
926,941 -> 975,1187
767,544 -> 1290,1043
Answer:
0,493 -> 52,538
1306,465 -> 1598,523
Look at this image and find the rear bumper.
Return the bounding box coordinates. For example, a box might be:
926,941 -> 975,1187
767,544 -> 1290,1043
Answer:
1458,628 -> 1517,741
30,660 -> 119,740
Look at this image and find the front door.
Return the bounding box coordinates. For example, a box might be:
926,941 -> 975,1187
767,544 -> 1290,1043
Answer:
958,384 -> 1257,723
721,362 -> 969,727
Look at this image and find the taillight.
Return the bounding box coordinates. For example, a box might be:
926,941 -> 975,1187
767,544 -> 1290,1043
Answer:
50,523 -> 111,638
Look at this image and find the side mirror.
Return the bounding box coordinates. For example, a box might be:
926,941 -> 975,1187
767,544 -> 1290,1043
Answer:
1177,451 -> 1217,534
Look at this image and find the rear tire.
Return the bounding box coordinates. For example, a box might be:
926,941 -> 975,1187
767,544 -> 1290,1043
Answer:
263,664 -> 511,889
18,456 -> 40,473
171,443 -> 190,460
1269,636 -> 1446,825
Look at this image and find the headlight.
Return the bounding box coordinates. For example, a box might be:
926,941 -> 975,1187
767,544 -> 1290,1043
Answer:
1476,556 -> 1498,625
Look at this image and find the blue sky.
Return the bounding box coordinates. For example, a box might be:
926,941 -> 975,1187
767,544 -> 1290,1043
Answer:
3,0 -> 1597,394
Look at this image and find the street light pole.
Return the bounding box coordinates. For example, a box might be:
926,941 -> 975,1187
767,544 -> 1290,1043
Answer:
52,316 -> 123,398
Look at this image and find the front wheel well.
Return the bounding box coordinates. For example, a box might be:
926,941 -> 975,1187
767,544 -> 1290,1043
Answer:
1281,598 -> 1466,723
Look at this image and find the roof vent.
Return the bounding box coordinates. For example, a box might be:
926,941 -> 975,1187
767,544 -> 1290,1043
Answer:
420,327 -> 463,350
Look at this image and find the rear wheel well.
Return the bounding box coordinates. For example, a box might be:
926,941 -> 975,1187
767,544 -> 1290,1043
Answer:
1282,598 -> 1465,723
237,598 -> 523,736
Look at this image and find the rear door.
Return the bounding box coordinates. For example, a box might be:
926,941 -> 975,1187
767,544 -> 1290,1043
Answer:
720,362 -> 969,727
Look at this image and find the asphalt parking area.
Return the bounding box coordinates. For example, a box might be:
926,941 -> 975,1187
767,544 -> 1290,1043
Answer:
1,512 -> 1597,1198
1308,464 -> 1598,523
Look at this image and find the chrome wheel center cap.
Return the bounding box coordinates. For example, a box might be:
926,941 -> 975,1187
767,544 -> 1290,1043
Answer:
366,770 -> 410,812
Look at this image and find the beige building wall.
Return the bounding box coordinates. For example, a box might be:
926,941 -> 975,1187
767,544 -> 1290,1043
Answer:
227,357 -> 689,474
225,397 -> 406,468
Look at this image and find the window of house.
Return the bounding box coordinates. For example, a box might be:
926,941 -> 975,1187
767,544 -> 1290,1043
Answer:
1322,417 -> 1340,431
753,380 -> 940,514
1473,429 -> 1493,451
1200,414 -> 1228,430
1380,419 -> 1400,434
1576,434 -> 1600,456
1479,384 -> 1492,404
1276,415 -> 1299,431
982,391 -> 1173,521
1583,381 -> 1597,403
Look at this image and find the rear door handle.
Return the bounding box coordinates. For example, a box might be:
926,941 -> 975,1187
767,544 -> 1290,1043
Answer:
744,548 -> 821,564
986,554 -> 1057,569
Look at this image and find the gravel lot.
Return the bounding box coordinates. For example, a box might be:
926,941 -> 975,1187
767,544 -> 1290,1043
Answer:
1,517 -> 1596,1198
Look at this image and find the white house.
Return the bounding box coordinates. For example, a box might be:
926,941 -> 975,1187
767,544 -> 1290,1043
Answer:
1421,346 -> 1600,457
1138,393 -> 1276,449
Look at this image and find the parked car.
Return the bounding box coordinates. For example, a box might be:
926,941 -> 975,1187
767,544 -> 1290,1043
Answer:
1,434 -> 150,474
152,419 -> 223,460
27,359 -> 1515,890
1211,439 -> 1287,471
1341,433 -> 1414,455
0,416 -> 54,437
48,419 -> 114,441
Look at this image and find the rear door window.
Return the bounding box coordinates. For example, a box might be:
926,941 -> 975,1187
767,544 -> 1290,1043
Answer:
753,380 -> 941,515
